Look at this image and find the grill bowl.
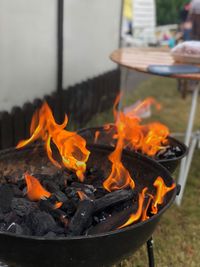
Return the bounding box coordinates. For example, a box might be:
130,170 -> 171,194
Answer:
0,144 -> 177,267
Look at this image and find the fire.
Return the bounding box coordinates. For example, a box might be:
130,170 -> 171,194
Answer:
151,176 -> 175,214
25,173 -> 51,201
103,119 -> 135,192
16,102 -> 90,181
142,193 -> 154,221
119,188 -> 147,229
118,176 -> 175,229
109,96 -> 169,157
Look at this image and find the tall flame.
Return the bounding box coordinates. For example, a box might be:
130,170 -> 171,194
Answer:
17,102 -> 90,181
151,176 -> 175,214
103,117 -> 135,192
119,187 -> 147,229
99,96 -> 170,157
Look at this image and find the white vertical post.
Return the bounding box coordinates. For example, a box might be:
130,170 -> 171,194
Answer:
176,83 -> 199,205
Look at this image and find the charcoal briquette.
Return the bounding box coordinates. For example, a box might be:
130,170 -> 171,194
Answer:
11,198 -> 38,216
6,223 -> 23,235
0,184 -> 14,213
26,211 -> 57,236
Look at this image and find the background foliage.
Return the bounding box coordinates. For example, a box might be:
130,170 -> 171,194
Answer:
156,0 -> 190,25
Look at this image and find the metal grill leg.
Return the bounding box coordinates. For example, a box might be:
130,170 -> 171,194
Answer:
147,237 -> 155,267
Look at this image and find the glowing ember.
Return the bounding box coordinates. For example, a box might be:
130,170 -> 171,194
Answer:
25,173 -> 51,201
119,187 -> 147,229
53,202 -> 63,209
151,176 -> 175,214
77,190 -> 88,200
94,131 -> 100,143
16,102 -> 90,181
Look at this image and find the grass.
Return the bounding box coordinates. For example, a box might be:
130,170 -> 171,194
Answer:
86,76 -> 200,267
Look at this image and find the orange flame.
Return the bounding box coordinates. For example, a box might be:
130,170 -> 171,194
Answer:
151,176 -> 175,214
119,187 -> 147,229
103,119 -> 135,192
142,193 -> 154,221
110,96 -> 170,157
25,173 -> 51,201
16,102 -> 90,181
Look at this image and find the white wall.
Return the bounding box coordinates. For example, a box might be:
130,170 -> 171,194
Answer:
63,0 -> 121,87
0,0 -> 57,111
0,0 -> 121,111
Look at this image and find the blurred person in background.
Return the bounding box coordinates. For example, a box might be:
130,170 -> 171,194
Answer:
121,0 -> 133,41
190,0 -> 200,39
180,2 -> 192,41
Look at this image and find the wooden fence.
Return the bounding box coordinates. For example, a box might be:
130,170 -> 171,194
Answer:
0,68 -> 120,150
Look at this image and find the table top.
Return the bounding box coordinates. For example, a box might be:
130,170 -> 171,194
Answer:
110,47 -> 200,81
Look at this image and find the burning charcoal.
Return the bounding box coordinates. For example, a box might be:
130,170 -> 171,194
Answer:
94,189 -> 137,213
163,150 -> 176,159
4,211 -> 21,225
52,191 -> 68,203
44,231 -> 57,238
0,184 -> 14,213
33,173 -> 52,181
26,211 -> 57,236
51,225 -> 65,235
58,173 -> 76,189
61,200 -> 77,216
88,205 -> 138,235
39,199 -> 67,223
11,198 -> 38,217
65,188 -> 79,202
93,211 -> 108,224
39,165 -> 59,177
9,185 -> 23,197
42,180 -> 59,193
0,212 -> 4,222
0,223 -> 6,231
17,178 -> 26,190
20,224 -> 32,236
68,199 -> 95,236
6,222 -> 23,235
71,182 -> 96,195
94,187 -> 108,199
4,170 -> 24,184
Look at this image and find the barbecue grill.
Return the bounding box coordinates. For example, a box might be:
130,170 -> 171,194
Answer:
0,144 -> 178,267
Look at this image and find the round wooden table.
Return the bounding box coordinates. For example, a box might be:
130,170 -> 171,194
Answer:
110,47 -> 200,205
110,47 -> 200,80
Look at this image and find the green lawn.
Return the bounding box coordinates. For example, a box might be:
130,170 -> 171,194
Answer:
87,76 -> 200,267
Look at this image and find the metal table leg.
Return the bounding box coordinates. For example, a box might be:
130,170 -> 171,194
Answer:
176,84 -> 200,206
118,67 -> 129,111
